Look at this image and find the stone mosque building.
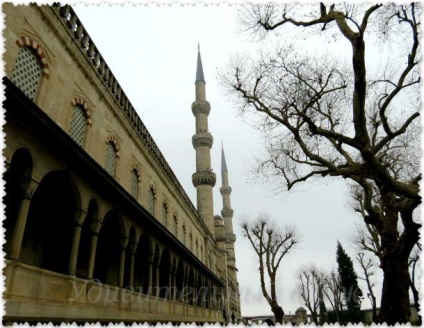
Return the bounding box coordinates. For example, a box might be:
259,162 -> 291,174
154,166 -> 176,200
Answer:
3,4 -> 241,324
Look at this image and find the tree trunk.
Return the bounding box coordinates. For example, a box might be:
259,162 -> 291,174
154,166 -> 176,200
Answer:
409,279 -> 421,325
377,191 -> 418,324
334,308 -> 340,323
371,295 -> 377,323
270,302 -> 284,324
409,274 -> 419,312
378,254 -> 411,324
311,311 -> 318,325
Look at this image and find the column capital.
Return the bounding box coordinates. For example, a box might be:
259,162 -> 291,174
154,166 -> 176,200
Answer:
153,255 -> 161,267
128,241 -> 138,254
74,208 -> 88,226
91,218 -> 102,234
119,236 -> 129,250
22,178 -> 40,200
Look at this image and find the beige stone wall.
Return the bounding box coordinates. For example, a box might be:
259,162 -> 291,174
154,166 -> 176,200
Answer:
3,4 -> 241,322
3,4 -> 209,262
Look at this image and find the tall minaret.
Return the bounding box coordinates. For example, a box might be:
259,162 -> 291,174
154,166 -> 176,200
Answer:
192,45 -> 216,235
220,145 -> 236,255
220,144 -> 240,320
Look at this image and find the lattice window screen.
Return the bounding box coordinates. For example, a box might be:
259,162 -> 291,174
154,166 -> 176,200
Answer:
105,143 -> 116,176
10,46 -> 42,101
161,204 -> 168,226
69,105 -> 87,146
130,170 -> 139,198
148,188 -> 155,215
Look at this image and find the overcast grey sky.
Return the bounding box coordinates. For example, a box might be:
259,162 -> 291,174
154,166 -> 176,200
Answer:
73,2 -> 383,316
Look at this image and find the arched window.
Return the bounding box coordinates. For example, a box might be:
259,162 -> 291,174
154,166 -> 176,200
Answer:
10,46 -> 42,101
105,142 -> 117,176
148,187 -> 156,215
161,203 -> 168,226
130,169 -> 140,198
69,105 -> 87,146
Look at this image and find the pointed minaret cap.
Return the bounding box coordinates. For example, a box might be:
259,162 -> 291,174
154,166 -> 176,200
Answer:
196,43 -> 206,84
221,142 -> 228,173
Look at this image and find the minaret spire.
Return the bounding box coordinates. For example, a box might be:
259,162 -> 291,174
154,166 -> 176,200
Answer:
195,44 -> 205,84
221,143 -> 228,173
220,144 -> 234,238
192,46 -> 216,235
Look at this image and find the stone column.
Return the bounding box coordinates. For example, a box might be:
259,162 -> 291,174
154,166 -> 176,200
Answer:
87,219 -> 102,279
198,277 -> 202,308
193,273 -> 198,306
172,266 -> 177,301
209,282 -> 212,309
154,256 -> 160,297
202,279 -> 206,308
147,256 -> 153,295
119,236 -> 129,288
167,264 -> 173,300
128,242 -> 137,288
9,178 -> 39,260
181,271 -> 187,303
68,209 -> 87,276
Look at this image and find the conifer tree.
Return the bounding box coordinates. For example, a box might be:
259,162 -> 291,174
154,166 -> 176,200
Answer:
336,241 -> 363,314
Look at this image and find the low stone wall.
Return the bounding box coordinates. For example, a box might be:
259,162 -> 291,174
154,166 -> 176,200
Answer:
4,261 -> 223,323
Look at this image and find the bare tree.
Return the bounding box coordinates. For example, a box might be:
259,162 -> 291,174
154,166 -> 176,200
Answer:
220,3 -> 421,324
297,264 -> 323,325
241,213 -> 300,324
321,270 -> 343,322
348,186 -> 383,264
357,253 -> 378,322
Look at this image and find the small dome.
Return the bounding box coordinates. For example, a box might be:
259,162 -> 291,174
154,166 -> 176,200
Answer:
295,307 -> 306,313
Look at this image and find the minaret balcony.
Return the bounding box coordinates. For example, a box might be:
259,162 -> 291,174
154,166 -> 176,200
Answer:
192,170 -> 216,187
192,132 -> 213,148
192,100 -> 211,116
219,186 -> 232,195
221,208 -> 234,218
226,233 -> 237,243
